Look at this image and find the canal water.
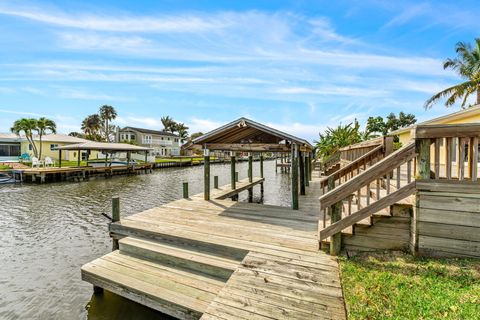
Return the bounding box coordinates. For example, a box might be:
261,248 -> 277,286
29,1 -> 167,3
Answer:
0,160 -> 292,320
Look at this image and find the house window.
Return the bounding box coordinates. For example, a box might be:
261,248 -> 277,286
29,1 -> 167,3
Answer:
144,135 -> 152,143
50,144 -> 58,151
28,144 -> 33,151
130,134 -> 136,140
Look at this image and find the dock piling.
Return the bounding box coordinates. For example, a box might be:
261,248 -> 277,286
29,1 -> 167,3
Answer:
204,148 -> 210,201
111,197 -> 120,254
291,144 -> 299,210
183,182 -> 189,199
214,176 -> 219,189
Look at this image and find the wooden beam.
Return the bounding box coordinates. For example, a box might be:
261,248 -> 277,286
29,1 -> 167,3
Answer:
299,151 -> 306,195
291,144 -> 299,210
58,149 -> 62,168
414,123 -> 480,139
203,143 -> 290,152
416,139 -> 431,180
230,152 -> 236,190
204,149 -> 210,201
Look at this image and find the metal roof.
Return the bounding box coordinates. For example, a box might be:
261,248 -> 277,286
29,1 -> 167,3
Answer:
55,141 -> 152,152
190,117 -> 313,151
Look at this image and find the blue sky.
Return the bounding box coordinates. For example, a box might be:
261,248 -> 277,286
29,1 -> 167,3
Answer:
0,0 -> 479,142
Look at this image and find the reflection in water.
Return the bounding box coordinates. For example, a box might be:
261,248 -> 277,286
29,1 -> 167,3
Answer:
0,161 -> 291,319
86,291 -> 173,320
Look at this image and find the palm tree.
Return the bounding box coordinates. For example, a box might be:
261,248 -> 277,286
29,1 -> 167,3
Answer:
36,117 -> 56,159
11,118 -> 39,158
161,116 -> 175,132
425,38 -> 480,109
315,120 -> 363,159
176,123 -> 189,143
81,114 -> 102,141
99,105 -> 117,142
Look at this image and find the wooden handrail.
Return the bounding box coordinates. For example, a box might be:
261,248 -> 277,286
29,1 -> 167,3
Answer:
414,123 -> 480,139
321,144 -> 384,186
319,181 -> 415,240
338,137 -> 383,151
320,142 -> 416,210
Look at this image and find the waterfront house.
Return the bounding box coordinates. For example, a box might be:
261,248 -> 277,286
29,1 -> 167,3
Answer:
116,126 -> 181,156
389,104 -> 480,176
0,133 -> 99,162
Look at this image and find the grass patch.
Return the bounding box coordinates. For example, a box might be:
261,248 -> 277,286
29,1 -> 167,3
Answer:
0,164 -> 11,170
339,251 -> 480,319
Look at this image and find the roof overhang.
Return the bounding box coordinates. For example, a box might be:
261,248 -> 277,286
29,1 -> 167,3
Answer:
186,117 -> 313,152
56,141 -> 152,152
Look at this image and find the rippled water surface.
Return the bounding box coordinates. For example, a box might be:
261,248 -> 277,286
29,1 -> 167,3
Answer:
0,161 -> 291,319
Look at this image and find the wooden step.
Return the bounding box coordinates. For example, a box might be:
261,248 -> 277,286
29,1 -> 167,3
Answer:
81,250 -> 226,320
119,237 -> 239,281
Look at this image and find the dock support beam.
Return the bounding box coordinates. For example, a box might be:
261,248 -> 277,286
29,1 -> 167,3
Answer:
214,176 -> 219,189
204,148 -> 210,201
230,152 -> 236,190
299,150 -> 306,195
260,154 -> 264,197
183,182 -> 189,199
112,197 -> 120,251
291,144 -> 299,210
77,150 -> 81,167
248,154 -> 253,202
305,153 -> 310,187
328,177 -> 342,255
58,150 -> 62,168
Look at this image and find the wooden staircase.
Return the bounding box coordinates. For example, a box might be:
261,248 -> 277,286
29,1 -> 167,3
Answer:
82,236 -> 245,320
319,143 -> 417,253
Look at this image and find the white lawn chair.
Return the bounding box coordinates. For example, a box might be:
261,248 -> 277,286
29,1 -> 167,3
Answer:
44,157 -> 54,167
32,157 -> 43,168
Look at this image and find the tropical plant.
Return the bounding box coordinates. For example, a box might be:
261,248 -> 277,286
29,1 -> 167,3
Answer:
161,116 -> 176,132
11,118 -> 39,158
81,114 -> 103,141
175,123 -> 189,143
99,105 -> 117,142
315,120 -> 363,159
35,117 -> 57,159
425,38 -> 480,109
68,132 -> 84,138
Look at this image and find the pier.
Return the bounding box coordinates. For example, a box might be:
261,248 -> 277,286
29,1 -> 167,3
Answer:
81,118 -> 346,319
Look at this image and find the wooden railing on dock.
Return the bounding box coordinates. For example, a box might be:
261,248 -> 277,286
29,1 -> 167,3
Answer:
319,143 -> 417,249
338,137 -> 384,161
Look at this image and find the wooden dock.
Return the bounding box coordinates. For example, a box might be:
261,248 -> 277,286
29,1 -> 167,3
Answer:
16,164 -> 153,183
81,177 -> 346,319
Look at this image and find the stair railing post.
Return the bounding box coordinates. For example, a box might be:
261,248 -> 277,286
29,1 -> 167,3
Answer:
327,177 -> 342,255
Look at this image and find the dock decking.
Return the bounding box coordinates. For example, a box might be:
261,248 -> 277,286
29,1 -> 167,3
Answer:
81,176 -> 346,319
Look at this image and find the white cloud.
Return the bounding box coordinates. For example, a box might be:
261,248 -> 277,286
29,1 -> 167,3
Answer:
0,5 -> 227,33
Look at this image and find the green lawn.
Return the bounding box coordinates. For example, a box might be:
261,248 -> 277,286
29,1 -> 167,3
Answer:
339,252 -> 480,319
0,164 -> 11,170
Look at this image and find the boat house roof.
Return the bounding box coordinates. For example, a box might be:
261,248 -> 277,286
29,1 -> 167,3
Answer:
56,141 -> 152,152
187,117 -> 313,152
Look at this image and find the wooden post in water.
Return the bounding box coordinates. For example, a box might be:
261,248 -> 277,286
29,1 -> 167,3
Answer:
275,155 -> 278,173
235,171 -> 239,182
111,197 -> 120,251
305,153 -> 310,186
248,153 -> 253,202
291,144 -> 299,210
214,176 -> 219,189
260,154 -> 264,178
58,149 -> 62,168
299,150 -> 306,196
328,177 -> 342,255
183,182 -> 189,198
77,150 -> 81,167
230,151 -> 236,190
204,148 -> 210,201
260,154 -> 264,197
